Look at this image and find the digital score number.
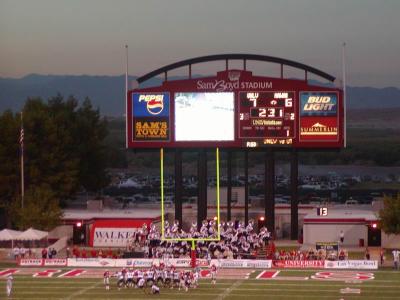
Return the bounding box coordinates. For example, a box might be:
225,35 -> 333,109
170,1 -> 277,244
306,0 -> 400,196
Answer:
239,91 -> 295,146
317,207 -> 328,216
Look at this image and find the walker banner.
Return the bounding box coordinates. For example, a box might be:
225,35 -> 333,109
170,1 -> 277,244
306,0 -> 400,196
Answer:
92,228 -> 138,247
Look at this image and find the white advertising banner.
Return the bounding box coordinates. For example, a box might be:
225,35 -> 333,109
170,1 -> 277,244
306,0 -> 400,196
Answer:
216,259 -> 272,269
44,259 -> 67,266
115,259 -> 153,268
67,258 -> 116,268
18,258 -> 67,267
93,228 -> 137,247
65,258 -> 271,268
324,260 -> 378,270
19,258 -> 43,266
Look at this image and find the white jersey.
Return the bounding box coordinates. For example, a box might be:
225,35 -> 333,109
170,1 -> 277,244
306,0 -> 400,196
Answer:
117,272 -> 124,281
6,276 -> 13,296
151,284 -> 160,294
146,270 -> 154,280
138,278 -> 145,288
164,270 -> 171,280
393,250 -> 400,262
155,269 -> 163,279
194,271 -> 199,281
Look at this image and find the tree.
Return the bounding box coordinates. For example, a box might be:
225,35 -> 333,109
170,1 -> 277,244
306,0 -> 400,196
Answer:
74,98 -> 109,193
11,185 -> 62,231
0,94 -> 110,228
379,194 -> 400,234
0,110 -> 20,227
24,96 -> 80,201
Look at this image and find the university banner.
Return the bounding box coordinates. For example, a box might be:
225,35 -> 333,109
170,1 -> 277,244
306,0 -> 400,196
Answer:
273,260 -> 325,268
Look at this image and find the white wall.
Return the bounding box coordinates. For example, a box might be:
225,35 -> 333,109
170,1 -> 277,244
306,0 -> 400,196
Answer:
382,232 -> 400,248
303,223 -> 367,247
48,225 -> 73,239
207,187 -> 245,205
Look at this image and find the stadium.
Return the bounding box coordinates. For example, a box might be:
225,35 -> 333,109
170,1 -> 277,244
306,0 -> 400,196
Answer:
1,54 -> 400,299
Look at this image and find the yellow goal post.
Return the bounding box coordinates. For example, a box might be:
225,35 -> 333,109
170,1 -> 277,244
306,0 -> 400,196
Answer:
160,148 -> 221,250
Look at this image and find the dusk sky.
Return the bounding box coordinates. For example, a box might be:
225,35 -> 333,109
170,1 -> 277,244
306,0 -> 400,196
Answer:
1,0 -> 399,87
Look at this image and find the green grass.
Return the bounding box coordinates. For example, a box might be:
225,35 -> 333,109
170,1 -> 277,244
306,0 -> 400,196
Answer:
0,261 -> 17,268
1,269 -> 400,299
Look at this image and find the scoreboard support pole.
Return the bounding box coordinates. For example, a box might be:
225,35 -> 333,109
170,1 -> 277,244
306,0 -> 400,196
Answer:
265,149 -> 275,234
227,150 -> 232,221
197,148 -> 208,230
290,149 -> 299,240
174,149 -> 183,227
244,150 -> 249,226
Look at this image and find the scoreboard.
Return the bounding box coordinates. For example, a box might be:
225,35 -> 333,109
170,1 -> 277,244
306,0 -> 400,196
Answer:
239,91 -> 295,147
127,69 -> 343,149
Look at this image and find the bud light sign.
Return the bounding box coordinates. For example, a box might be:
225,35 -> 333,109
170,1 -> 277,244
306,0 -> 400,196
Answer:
300,92 -> 337,117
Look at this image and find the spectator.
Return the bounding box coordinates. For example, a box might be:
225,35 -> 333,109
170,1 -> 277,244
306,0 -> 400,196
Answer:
339,249 -> 346,260
339,230 -> 344,244
66,246 -> 70,258
41,247 -> 47,259
380,248 -> 385,266
392,249 -> 400,270
365,248 -> 370,260
72,246 -> 80,258
90,249 -> 97,258
12,246 -> 20,260
107,248 -> 113,258
20,246 -> 26,258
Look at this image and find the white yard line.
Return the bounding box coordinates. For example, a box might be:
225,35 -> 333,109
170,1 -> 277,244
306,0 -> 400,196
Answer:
245,270 -> 255,279
63,281 -> 101,300
215,280 -> 243,300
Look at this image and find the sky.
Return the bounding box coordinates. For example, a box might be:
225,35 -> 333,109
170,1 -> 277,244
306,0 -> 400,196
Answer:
1,0 -> 399,87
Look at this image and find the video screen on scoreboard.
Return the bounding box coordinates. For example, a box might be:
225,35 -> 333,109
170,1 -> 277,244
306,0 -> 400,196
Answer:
174,92 -> 234,141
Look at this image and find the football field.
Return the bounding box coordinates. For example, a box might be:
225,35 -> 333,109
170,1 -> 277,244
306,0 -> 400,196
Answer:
1,269 -> 400,299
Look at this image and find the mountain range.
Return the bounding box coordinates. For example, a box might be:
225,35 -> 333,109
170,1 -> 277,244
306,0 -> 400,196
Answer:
1,74 -> 400,116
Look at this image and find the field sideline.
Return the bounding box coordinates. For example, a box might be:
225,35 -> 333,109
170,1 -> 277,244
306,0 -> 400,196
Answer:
1,269 -> 400,299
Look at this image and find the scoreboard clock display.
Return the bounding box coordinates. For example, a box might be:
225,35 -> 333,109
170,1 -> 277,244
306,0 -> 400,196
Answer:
239,91 -> 295,147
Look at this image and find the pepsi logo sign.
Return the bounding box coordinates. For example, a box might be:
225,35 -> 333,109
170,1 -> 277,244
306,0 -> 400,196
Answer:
138,94 -> 164,115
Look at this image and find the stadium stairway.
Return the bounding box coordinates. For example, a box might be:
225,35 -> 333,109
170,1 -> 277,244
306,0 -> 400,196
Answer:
256,242 -> 275,259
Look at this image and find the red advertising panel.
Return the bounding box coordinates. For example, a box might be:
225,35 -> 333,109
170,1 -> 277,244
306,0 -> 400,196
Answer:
299,92 -> 339,142
127,70 -> 343,149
